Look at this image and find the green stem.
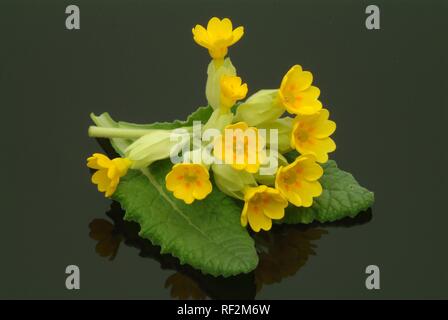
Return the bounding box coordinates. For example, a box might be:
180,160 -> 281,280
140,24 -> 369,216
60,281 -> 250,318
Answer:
88,126 -> 156,139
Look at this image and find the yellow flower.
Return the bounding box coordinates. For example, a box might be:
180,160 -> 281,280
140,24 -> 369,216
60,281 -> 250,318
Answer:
213,122 -> 265,173
192,17 -> 244,60
220,75 -> 248,110
165,163 -> 212,204
275,154 -> 323,207
291,108 -> 336,163
279,65 -> 322,115
87,153 -> 132,197
241,185 -> 288,232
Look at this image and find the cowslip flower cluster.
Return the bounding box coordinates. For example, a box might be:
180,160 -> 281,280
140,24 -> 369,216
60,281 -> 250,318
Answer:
86,17 -> 337,233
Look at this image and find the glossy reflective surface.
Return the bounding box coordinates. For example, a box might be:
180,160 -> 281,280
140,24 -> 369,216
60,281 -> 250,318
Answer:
1,0 -> 446,299
89,200 -> 372,300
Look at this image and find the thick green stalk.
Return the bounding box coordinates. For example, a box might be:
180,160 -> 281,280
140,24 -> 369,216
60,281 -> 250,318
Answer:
88,126 -> 159,139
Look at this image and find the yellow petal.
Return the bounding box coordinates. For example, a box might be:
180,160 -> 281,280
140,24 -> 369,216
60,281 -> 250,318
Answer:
173,185 -> 195,204
292,70 -> 313,91
112,158 -> 131,176
208,17 -> 231,42
247,206 -> 272,232
245,163 -> 260,174
301,85 -> 320,100
230,26 -> 244,45
263,201 -> 286,220
299,158 -> 324,181
165,170 -> 180,192
314,120 -> 336,139
244,185 -> 267,201
312,137 -> 336,163
192,179 -> 212,200
220,18 -> 233,34
293,99 -> 322,115
295,180 -> 322,207
107,165 -> 117,179
92,170 -> 110,192
105,182 -> 118,198
192,25 -> 210,48
87,153 -> 110,169
285,190 -> 302,207
193,164 -> 210,180
241,203 -> 249,227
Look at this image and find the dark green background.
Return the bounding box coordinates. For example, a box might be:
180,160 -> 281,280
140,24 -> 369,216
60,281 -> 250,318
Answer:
0,0 -> 446,299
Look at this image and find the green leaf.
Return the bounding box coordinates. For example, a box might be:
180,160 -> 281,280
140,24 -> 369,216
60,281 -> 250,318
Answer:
113,161 -> 259,277
117,105 -> 213,130
90,106 -> 213,155
92,105 -> 258,277
281,152 -> 374,224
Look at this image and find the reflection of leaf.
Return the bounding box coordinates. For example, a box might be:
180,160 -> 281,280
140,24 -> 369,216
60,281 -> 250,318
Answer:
254,227 -> 328,292
165,272 -> 207,300
89,219 -> 122,260
89,202 -> 257,300
89,186 -> 371,298
282,151 -> 374,224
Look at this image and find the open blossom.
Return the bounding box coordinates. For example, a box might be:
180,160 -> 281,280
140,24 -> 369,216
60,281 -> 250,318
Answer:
241,185 -> 288,232
87,153 -> 132,197
192,17 -> 244,60
275,154 -> 323,207
291,108 -> 336,163
165,163 -> 212,204
279,65 -> 322,115
213,122 -> 265,173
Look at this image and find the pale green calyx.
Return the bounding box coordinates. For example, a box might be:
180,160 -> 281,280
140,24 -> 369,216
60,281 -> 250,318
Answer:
211,164 -> 257,200
206,58 -> 236,110
257,116 -> 293,153
255,150 -> 288,186
234,89 -> 285,127
125,129 -> 190,169
203,108 -> 234,132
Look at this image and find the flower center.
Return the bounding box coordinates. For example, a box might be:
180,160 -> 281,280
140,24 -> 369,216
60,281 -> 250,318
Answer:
283,171 -> 297,185
251,193 -> 270,211
184,173 -> 197,183
295,129 -> 309,142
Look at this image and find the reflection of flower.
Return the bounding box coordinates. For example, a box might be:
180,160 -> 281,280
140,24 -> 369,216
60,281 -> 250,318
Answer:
165,272 -> 207,300
89,219 -> 122,260
192,17 -> 244,60
165,163 -> 213,204
254,227 -> 327,292
90,202 -> 370,299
